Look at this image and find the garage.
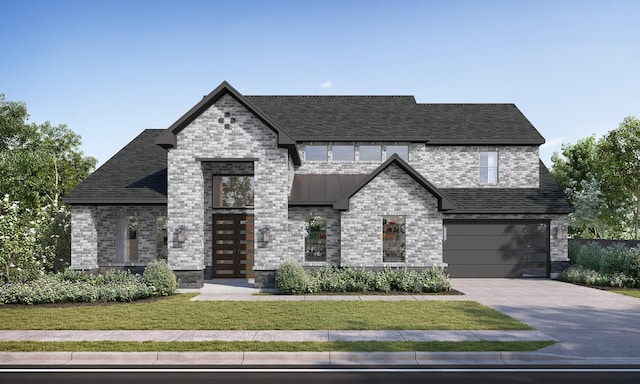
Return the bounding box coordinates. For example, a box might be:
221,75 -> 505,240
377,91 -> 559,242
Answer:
443,220 -> 550,278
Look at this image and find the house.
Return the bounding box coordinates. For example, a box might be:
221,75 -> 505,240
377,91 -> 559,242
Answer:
64,81 -> 574,288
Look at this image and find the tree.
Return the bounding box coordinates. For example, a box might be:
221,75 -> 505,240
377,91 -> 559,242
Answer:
598,116 -> 640,239
550,134 -> 599,193
566,175 -> 624,239
0,93 -> 96,276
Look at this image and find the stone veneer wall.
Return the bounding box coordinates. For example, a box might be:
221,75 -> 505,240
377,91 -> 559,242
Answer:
167,93 -> 290,285
70,205 -> 166,269
287,206 -> 341,266
411,145 -> 540,188
295,143 -> 539,189
71,205 -> 99,270
443,213 -> 569,276
340,163 -> 445,267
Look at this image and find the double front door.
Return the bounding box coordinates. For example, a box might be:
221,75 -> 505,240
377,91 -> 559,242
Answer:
212,214 -> 254,278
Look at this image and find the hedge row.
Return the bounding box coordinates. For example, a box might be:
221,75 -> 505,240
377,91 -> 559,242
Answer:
275,260 -> 452,294
0,260 -> 177,305
560,242 -> 640,288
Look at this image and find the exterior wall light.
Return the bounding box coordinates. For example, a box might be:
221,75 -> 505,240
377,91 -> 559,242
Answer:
555,226 -> 566,240
177,225 -> 187,243
258,226 -> 271,244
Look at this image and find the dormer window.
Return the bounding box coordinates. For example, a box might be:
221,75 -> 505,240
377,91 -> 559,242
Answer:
479,151 -> 498,184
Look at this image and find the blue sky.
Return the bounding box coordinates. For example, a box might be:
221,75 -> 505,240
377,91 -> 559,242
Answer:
1,0 -> 638,168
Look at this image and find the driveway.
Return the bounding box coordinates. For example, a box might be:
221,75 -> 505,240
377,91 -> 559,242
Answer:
452,278 -> 640,358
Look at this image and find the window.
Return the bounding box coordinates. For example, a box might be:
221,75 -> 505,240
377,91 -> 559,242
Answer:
386,145 -> 409,161
332,145 -> 354,162
359,145 -> 382,161
479,152 -> 498,184
156,216 -> 168,260
117,215 -> 138,262
382,216 -> 405,262
305,216 -> 327,261
305,145 -> 328,161
213,175 -> 255,207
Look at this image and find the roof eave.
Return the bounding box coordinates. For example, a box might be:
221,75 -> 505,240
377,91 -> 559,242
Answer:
64,198 -> 168,205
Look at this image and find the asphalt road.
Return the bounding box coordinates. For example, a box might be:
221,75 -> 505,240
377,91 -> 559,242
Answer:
3,366 -> 640,384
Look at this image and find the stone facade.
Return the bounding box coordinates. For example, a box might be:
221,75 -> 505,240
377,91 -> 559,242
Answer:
296,142 -> 539,189
287,206 -> 341,266
340,163 -> 445,267
70,205 -> 166,270
411,145 -> 539,188
167,94 -> 290,279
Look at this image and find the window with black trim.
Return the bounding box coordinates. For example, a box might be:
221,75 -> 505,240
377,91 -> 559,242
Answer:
382,215 -> 405,262
213,176 -> 255,207
305,216 -> 327,261
359,145 -> 382,161
305,145 -> 328,161
479,151 -> 498,184
332,145 -> 355,162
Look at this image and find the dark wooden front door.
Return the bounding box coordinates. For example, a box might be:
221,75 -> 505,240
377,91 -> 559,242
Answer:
212,214 -> 254,278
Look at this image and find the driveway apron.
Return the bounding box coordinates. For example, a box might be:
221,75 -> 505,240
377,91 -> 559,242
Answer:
452,278 -> 640,358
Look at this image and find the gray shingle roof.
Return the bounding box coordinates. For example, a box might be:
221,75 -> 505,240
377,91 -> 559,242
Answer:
63,129 -> 167,204
246,96 -> 544,144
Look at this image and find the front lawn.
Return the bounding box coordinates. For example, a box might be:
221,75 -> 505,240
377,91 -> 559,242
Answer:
0,340 -> 554,352
0,294 -> 531,330
611,289 -> 640,298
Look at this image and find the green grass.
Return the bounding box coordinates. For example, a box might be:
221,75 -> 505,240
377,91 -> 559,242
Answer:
0,294 -> 530,330
0,340 -> 554,352
611,289 -> 640,298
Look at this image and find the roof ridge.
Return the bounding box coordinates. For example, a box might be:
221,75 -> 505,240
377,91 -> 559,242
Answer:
246,95 -> 416,98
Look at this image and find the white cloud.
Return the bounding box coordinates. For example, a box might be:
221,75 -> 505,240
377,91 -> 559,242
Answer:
541,137 -> 563,149
320,81 -> 333,89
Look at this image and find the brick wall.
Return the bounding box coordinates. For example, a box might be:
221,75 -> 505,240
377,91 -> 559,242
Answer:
167,94 -> 290,274
287,206 -> 341,266
70,205 -> 166,270
340,163 -> 445,267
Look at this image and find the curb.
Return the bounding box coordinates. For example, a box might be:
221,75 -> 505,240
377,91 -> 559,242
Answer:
0,351 -> 596,366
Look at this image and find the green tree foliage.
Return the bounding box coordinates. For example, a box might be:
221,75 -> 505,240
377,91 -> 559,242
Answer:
0,94 -> 96,279
598,116 -> 640,239
552,116 -> 640,239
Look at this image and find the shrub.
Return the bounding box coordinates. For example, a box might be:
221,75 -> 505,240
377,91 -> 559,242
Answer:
623,247 -> 640,280
575,242 -> 605,271
143,259 -> 177,296
419,267 -> 452,293
275,260 -> 307,294
600,243 -> 629,275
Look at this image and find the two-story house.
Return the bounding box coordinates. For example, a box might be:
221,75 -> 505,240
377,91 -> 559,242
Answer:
64,81 -> 573,288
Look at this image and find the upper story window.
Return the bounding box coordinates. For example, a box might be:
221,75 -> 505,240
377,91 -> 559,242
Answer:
213,175 -> 255,207
479,151 -> 498,184
359,145 -> 382,161
332,145 -> 355,162
305,145 -> 328,161
386,145 -> 409,161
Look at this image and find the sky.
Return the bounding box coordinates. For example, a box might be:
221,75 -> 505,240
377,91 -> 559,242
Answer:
1,0 -> 639,168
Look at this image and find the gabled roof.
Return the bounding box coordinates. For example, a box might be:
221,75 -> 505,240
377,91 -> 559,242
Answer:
333,154 -> 457,211
63,129 -> 168,204
441,161 -> 574,214
155,81 -> 301,165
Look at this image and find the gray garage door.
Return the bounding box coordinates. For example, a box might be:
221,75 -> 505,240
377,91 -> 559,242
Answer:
443,221 -> 550,278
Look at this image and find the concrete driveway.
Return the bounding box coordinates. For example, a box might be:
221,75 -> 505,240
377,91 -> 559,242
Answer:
452,278 -> 640,358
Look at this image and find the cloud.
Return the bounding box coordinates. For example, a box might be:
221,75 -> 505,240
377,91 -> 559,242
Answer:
320,81 -> 333,89
541,137 -> 563,148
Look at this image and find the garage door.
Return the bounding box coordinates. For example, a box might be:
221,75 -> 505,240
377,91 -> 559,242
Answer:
443,221 -> 550,278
